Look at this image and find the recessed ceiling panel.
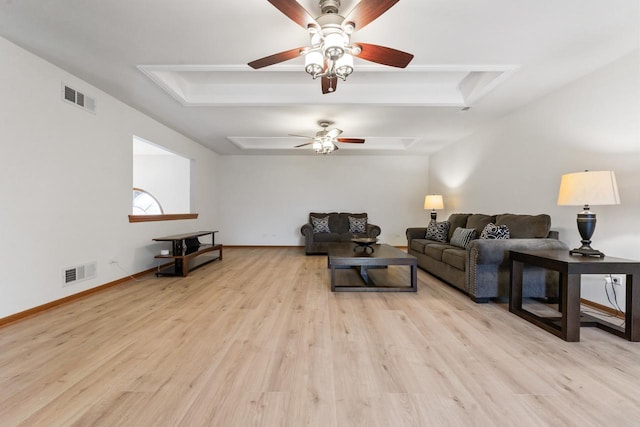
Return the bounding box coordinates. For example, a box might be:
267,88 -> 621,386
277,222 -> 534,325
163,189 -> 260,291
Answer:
227,136 -> 420,151
139,64 -> 518,107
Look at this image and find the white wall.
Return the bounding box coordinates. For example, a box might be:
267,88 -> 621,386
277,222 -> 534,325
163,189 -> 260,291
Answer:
0,36 -> 220,318
217,155 -> 430,246
428,50 -> 640,309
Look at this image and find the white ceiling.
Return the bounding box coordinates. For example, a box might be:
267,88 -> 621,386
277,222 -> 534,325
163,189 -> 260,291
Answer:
0,0 -> 638,155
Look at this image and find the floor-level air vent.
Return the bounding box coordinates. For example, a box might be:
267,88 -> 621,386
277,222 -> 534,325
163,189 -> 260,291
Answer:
62,83 -> 96,114
63,262 -> 97,287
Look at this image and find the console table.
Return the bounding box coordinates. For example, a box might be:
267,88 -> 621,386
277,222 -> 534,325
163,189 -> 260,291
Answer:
509,249 -> 640,342
153,231 -> 222,277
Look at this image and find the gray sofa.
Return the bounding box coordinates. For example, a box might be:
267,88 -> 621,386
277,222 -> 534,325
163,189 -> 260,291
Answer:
301,212 -> 381,255
406,213 -> 568,302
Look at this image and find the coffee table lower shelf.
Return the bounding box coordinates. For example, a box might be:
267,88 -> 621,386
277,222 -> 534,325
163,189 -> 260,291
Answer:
328,243 -> 417,292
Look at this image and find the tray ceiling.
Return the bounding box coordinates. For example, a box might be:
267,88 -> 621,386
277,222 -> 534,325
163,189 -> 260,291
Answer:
0,0 -> 637,155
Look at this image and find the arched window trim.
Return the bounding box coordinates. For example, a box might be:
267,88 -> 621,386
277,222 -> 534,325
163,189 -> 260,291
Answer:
132,187 -> 164,215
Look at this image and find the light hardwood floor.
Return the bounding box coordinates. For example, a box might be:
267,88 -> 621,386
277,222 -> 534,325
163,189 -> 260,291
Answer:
1,247 -> 640,426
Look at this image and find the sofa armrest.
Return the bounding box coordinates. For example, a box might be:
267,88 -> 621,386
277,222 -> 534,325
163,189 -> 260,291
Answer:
367,223 -> 382,238
468,238 -> 568,265
406,227 -> 427,242
301,223 -> 314,237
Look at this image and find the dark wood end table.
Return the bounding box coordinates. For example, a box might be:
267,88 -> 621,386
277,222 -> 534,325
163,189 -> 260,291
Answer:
509,249 -> 640,342
328,243 -> 417,292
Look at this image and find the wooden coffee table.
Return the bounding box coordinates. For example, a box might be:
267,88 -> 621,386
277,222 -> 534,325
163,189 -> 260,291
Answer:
328,243 -> 417,292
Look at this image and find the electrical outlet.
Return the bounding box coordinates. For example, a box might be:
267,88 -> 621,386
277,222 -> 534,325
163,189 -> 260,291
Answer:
605,275 -> 623,286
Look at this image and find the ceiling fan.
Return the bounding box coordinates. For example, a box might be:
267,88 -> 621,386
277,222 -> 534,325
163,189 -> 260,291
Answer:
248,0 -> 414,94
291,121 -> 365,154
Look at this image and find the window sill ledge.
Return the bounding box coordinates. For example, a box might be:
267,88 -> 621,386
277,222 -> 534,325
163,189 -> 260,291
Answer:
129,213 -> 198,223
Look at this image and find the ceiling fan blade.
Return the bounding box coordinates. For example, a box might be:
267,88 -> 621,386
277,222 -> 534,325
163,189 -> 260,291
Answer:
327,128 -> 343,138
294,141 -> 315,148
343,0 -> 400,31
322,76 -> 338,94
248,47 -> 304,69
354,43 -> 414,68
288,134 -> 314,139
268,0 -> 318,29
337,138 -> 366,144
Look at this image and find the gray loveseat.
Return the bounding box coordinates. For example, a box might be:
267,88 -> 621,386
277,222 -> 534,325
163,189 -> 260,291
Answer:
301,212 -> 381,255
406,213 -> 568,302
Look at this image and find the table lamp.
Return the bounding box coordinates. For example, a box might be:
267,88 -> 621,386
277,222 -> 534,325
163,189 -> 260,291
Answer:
424,194 -> 444,221
557,170 -> 620,257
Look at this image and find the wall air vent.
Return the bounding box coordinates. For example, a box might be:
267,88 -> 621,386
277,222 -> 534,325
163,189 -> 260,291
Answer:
62,83 -> 96,114
62,262 -> 97,287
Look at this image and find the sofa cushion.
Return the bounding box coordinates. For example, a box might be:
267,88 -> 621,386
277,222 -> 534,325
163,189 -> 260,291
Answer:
425,243 -> 452,261
348,215 -> 367,233
466,214 -> 496,236
338,233 -> 354,242
442,248 -> 466,271
495,214 -> 551,238
447,213 -> 472,241
480,223 -> 510,239
311,215 -> 330,233
410,239 -> 429,254
313,232 -> 341,242
425,220 -> 450,242
450,227 -> 477,248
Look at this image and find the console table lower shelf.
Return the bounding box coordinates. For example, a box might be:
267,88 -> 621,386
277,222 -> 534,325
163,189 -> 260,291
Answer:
153,231 -> 222,277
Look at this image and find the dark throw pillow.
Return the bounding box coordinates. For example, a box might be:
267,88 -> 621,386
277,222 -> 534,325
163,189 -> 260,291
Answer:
425,220 -> 450,243
450,227 -> 477,248
311,216 -> 330,233
348,216 -> 367,234
480,223 -> 510,240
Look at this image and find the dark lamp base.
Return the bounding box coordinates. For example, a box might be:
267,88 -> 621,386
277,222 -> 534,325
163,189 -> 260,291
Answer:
570,210 -> 605,257
570,247 -> 605,257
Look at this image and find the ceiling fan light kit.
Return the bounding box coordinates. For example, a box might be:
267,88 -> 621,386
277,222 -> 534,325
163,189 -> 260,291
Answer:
249,0 -> 414,94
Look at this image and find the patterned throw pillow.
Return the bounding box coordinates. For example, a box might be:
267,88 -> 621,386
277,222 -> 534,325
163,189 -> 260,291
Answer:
311,216 -> 330,233
450,227 -> 477,248
480,223 -> 510,240
425,220 -> 450,243
348,216 -> 367,233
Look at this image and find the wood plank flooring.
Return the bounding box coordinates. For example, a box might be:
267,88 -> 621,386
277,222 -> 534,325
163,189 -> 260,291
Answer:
1,247 -> 640,426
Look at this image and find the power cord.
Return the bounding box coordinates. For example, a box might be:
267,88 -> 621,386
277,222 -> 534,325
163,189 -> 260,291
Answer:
109,260 -> 145,282
605,274 -> 624,312
604,274 -> 625,327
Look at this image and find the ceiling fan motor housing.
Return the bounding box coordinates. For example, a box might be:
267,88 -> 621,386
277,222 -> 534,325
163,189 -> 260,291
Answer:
319,0 -> 340,14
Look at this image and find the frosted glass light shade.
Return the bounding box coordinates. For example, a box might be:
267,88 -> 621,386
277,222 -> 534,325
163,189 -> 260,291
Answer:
322,33 -> 345,60
304,51 -> 324,77
335,54 -> 354,79
424,194 -> 444,210
557,171 -> 620,207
